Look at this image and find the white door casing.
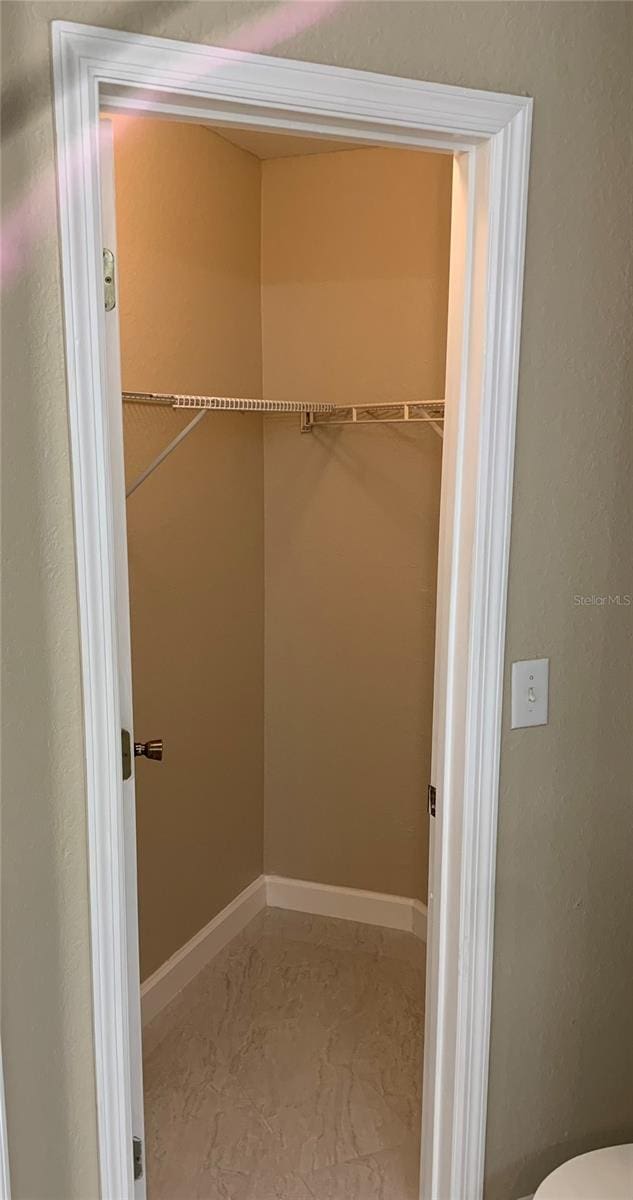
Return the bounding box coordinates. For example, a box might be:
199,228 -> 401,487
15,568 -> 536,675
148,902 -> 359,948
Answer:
51,22 -> 532,1200
98,118 -> 146,1199
0,1038 -> 10,1200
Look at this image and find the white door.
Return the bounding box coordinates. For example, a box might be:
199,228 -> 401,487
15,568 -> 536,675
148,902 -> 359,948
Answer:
99,119 -> 147,1199
420,152 -> 472,1198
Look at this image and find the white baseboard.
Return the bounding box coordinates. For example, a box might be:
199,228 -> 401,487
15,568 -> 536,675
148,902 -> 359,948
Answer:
140,875 -> 266,1024
141,874 -> 427,1025
266,874 -> 427,940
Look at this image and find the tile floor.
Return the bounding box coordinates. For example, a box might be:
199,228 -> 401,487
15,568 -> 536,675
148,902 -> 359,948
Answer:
143,907 -> 425,1199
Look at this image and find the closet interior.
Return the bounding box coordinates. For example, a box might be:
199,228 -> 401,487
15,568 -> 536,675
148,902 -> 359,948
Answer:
113,112 -> 452,1200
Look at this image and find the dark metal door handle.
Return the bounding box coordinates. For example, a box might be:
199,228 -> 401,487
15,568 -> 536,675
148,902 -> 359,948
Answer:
134,739 -> 163,761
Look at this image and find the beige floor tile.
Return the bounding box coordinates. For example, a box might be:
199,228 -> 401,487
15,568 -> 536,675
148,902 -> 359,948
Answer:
301,1135 -> 421,1199
144,908 -> 424,1198
267,1068 -> 410,1175
260,908 -> 427,966
148,1160 -> 312,1200
213,1167 -> 313,1199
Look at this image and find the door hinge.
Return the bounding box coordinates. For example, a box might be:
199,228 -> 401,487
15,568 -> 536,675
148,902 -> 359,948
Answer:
427,784 -> 436,818
103,247 -> 116,311
132,1135 -> 143,1181
122,729 -> 132,781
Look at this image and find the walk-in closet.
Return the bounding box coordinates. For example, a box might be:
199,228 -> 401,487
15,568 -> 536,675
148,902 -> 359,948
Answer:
111,112 -> 451,1199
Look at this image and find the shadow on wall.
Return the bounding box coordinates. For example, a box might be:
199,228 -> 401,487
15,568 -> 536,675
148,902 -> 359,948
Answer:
2,0 -> 343,293
1,2 -> 188,136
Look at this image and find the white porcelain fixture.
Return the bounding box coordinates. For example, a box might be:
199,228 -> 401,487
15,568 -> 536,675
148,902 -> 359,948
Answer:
534,1144 -> 633,1199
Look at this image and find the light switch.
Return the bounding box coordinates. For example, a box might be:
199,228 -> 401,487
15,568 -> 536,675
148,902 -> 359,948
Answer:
511,658 -> 549,728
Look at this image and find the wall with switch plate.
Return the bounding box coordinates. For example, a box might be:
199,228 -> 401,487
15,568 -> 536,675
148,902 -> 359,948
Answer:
3,4 -> 632,1200
511,658 -> 549,728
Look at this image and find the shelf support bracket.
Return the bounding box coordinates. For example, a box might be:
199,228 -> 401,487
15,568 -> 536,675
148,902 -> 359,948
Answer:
126,409 -> 208,498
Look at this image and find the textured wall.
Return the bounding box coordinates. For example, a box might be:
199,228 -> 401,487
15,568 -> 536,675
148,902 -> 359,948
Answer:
114,118 -> 264,979
2,4 -> 632,1199
261,148 -> 449,898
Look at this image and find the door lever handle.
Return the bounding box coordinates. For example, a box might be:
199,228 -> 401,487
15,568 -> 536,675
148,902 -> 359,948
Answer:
134,739 -> 163,761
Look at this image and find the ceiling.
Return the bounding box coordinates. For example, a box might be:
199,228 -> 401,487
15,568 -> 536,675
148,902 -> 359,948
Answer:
207,125 -> 374,160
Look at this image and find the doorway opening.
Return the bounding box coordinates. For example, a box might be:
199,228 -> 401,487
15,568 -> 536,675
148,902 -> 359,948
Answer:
52,22 -> 532,1200
111,113 -> 450,1198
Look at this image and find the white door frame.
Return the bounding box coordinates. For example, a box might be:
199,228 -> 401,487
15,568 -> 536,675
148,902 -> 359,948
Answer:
0,1040 -> 10,1200
52,21 -> 532,1200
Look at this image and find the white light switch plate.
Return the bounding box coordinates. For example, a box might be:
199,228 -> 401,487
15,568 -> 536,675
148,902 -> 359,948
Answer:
511,658 -> 549,728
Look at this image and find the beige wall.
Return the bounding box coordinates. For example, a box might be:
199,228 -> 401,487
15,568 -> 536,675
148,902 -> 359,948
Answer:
113,118 -> 264,979
262,149 -> 450,897
2,4 -> 632,1199
114,123 -> 446,972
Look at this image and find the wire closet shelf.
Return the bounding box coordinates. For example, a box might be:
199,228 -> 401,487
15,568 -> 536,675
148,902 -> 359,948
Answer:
122,391 -> 335,414
122,392 -> 445,497
299,400 -> 444,435
122,392 -> 444,430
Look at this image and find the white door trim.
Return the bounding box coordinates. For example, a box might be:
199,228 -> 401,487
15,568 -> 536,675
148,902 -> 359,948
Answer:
98,116 -> 146,1197
51,22 -> 532,1200
0,1040 -> 10,1200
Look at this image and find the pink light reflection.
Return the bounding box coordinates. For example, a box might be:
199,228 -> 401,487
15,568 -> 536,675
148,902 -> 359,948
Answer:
1,1 -> 341,288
